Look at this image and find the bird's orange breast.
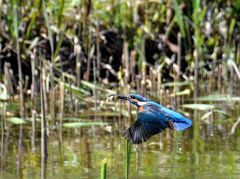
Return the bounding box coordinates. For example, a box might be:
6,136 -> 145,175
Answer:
139,106 -> 145,112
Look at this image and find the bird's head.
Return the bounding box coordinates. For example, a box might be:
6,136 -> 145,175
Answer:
110,94 -> 148,107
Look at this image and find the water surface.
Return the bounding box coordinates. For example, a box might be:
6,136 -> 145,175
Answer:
1,111 -> 240,179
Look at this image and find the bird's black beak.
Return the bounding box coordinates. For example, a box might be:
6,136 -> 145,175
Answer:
108,94 -> 139,107
109,94 -> 130,101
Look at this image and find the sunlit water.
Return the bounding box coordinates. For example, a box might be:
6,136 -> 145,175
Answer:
1,113 -> 240,179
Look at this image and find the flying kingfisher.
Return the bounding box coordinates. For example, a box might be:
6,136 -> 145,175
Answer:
110,94 -> 192,144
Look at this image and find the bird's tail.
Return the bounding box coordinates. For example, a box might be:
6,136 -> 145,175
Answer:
172,117 -> 192,131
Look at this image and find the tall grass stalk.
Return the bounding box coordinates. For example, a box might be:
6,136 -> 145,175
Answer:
17,124 -> 23,177
12,1 -> 25,176
3,63 -> 13,95
13,0 -> 25,119
31,110 -> 37,153
173,0 -> 186,38
141,37 -> 146,95
123,42 -> 130,86
0,104 -> 5,167
0,40 -> 2,82
42,0 -> 54,56
96,22 -> 101,81
0,0 -> 2,19
42,0 -> 55,122
41,152 -> 47,179
92,44 -> 97,135
75,43 -> 82,87
57,0 -> 65,27
100,158 -> 107,179
176,33 -> 181,109
31,50 -> 37,153
41,65 -> 48,159
82,0 -> 91,54
59,81 -> 64,136
192,0 -> 204,164
125,141 -> 131,179
25,0 -> 41,40
58,80 -> 64,166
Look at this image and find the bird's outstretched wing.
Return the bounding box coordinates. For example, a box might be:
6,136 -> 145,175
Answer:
122,103 -> 192,144
122,111 -> 166,144
148,103 -> 192,131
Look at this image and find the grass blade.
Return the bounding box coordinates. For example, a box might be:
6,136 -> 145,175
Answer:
63,122 -> 107,128
182,104 -> 215,110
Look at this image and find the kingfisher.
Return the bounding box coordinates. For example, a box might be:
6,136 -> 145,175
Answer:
110,94 -> 192,144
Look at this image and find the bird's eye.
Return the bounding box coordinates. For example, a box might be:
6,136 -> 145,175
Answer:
130,95 -> 135,99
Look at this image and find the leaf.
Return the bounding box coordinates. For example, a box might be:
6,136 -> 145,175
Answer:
81,80 -> 115,94
90,112 -> 119,117
196,94 -> 240,102
63,117 -> 85,121
213,109 -> 230,116
193,0 -> 200,10
8,117 -> 25,124
173,0 -> 186,37
63,122 -> 108,128
162,81 -> 192,87
182,104 -> 215,110
170,89 -> 191,97
64,82 -> 91,95
201,111 -> 212,120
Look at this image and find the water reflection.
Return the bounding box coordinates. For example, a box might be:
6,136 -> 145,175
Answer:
0,114 -> 240,178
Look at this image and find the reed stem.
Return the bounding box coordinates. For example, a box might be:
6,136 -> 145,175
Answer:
13,1 -> 25,119
41,65 -> 48,159
100,158 -> 107,179
125,141 -> 131,179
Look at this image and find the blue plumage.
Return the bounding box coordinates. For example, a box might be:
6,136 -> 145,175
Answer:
147,101 -> 192,131
118,94 -> 192,144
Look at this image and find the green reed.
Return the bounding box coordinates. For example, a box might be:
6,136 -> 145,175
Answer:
101,158 -> 107,179
125,141 -> 131,179
12,0 -> 25,119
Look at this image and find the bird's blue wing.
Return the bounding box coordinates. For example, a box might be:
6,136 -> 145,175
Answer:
122,110 -> 166,144
148,103 -> 192,131
139,111 -> 168,135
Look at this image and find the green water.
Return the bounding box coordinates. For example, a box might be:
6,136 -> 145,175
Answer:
1,113 -> 240,179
